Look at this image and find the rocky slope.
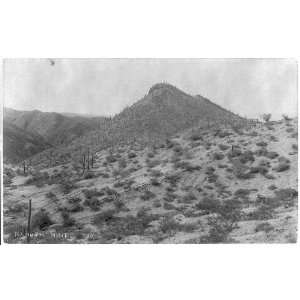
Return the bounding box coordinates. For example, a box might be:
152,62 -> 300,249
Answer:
23,83 -> 246,168
3,116 -> 298,243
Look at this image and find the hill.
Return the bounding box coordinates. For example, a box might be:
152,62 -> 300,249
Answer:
3,107 -> 107,163
26,83 -> 247,168
3,121 -> 51,163
3,115 -> 298,243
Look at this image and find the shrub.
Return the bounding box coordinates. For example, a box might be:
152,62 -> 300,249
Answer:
232,160 -> 254,180
246,205 -> 273,220
25,171 -> 50,187
159,217 -> 196,234
239,150 -> 255,164
31,210 -> 53,230
273,162 -> 290,172
68,203 -> 84,213
106,154 -> 117,163
140,190 -> 156,201
265,151 -> 279,159
61,211 -> 76,227
163,202 -> 176,210
256,141 -> 268,147
217,131 -> 231,138
150,178 -> 161,186
83,196 -> 101,211
83,188 -> 105,199
255,222 -> 274,233
150,169 -> 163,177
146,159 -> 161,168
218,144 -> 230,151
8,202 -> 28,213
282,114 -> 291,121
274,188 -> 297,208
262,113 -> 271,122
227,148 -> 242,159
61,180 -> 77,194
84,171 -> 95,179
92,209 -> 117,225
153,200 -> 162,208
164,172 -> 181,186
213,152 -> 225,160
174,161 -> 201,172
200,216 -> 234,243
128,152 -> 137,159
46,191 -> 57,199
268,184 -> 277,190
195,197 -> 221,213
292,144 -> 298,151
234,188 -> 252,199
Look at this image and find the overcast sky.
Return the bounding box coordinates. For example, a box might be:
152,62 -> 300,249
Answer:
4,58 -> 297,120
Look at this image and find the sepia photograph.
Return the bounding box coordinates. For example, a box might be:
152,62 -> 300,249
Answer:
2,58 -> 298,244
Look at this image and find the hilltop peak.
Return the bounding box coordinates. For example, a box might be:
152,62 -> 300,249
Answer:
148,82 -> 181,94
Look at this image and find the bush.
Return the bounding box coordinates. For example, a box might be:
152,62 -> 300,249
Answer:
150,178 -> 161,186
46,192 -> 57,199
263,113 -> 271,122
190,132 -> 202,141
140,190 -> 156,201
239,150 -> 255,164
61,211 -> 76,227
246,205 -> 273,220
256,141 -> 268,147
128,152 -> 137,159
182,191 -> 197,203
174,161 -> 201,172
8,202 -> 28,213
163,202 -> 176,210
265,151 -> 279,159
273,162 -> 290,172
146,159 -> 161,168
83,188 -> 105,199
200,216 -> 234,243
274,188 -> 297,208
255,222 -> 274,233
213,152 -> 225,160
84,171 -> 96,179
234,188 -> 252,199
159,217 -> 196,234
83,196 -> 102,211
25,171 -> 50,187
195,197 -> 221,213
61,180 -> 77,194
106,154 -> 117,163
218,144 -> 230,151
31,210 -> 53,230
153,200 -> 162,208
92,209 -> 117,225
282,114 -> 291,121
164,172 -> 181,186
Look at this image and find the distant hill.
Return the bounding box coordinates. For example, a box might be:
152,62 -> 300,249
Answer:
26,83 -> 246,168
3,108 -> 109,162
3,121 -> 51,163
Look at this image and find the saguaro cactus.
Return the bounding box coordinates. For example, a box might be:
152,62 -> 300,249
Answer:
91,153 -> 95,168
87,148 -> 90,170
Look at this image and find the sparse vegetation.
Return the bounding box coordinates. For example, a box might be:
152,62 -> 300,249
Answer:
3,82 -> 297,244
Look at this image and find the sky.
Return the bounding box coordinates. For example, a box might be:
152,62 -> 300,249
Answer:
3,58 -> 298,120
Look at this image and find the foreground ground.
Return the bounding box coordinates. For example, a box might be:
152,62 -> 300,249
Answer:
3,118 -> 298,243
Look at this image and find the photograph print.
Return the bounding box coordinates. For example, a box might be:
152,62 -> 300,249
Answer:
2,58 -> 298,244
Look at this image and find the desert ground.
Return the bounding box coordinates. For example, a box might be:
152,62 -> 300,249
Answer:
3,116 -> 298,243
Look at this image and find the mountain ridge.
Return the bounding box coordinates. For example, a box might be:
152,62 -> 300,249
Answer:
4,83 -> 247,165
